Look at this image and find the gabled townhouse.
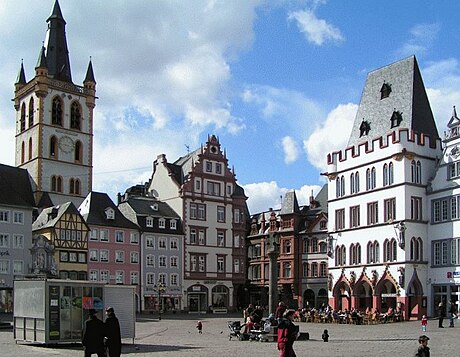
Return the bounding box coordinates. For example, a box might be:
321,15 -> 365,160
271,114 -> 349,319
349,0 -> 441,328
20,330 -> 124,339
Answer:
146,135 -> 248,313
427,107 -> 460,315
32,202 -> 89,280
0,164 -> 36,312
78,192 -> 141,310
118,192 -> 184,313
325,56 -> 442,320
246,189 -> 328,309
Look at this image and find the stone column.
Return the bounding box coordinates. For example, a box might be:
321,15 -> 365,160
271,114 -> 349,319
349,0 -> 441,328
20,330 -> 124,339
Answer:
267,233 -> 280,315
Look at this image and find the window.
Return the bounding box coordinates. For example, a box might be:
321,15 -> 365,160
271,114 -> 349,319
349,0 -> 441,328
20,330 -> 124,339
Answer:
51,175 -> 63,193
130,232 -> 139,244
217,206 -> 225,222
13,235 -> 23,249
411,160 -> 422,183
410,237 -> 423,261
158,273 -> 166,285
28,138 -> 32,161
146,216 -> 154,227
283,262 -> 292,278
146,236 -> 154,248
100,230 -> 108,242
350,172 -> 360,194
75,141 -> 82,162
89,229 -> 98,241
170,239 -> 178,250
0,260 -> 9,274
198,230 -> 206,245
130,272 -> 139,285
146,273 -> 155,285
146,255 -> 155,267
0,234 -> 9,248
384,198 -> 396,222
190,229 -> 197,244
234,259 -> 240,273
170,220 -> 177,230
381,82 -> 391,99
198,204 -> 206,220
170,256 -> 178,267
448,161 -> 460,179
206,161 -> 212,172
383,163 -> 393,186
411,197 -> 422,221
50,136 -> 58,158
195,179 -> 201,191
115,231 -> 124,243
52,96 -> 63,126
367,241 -> 380,263
13,211 -> 24,224
384,239 -> 397,262
159,256 -> 166,267
115,271 -> 124,284
217,231 -> 225,247
310,263 -> 317,277
283,240 -> 291,254
20,103 -> 26,132
79,253 -> 86,263
198,256 -> 205,272
367,202 -> 378,225
190,203 -> 206,220
130,252 -> 139,264
98,250 -> 108,262
217,256 -> 225,273
366,167 -> 376,190
100,270 -> 109,282
70,101 -> 81,130
170,274 -> 178,286
350,243 -> 361,265
216,163 -> 222,174
350,205 -> 360,228
0,210 -> 9,223
13,260 -> 23,274
207,181 -> 221,196
335,209 -> 345,230
89,270 -> 98,281
234,209 -> 240,223
336,175 -> 345,198
89,250 -> 99,262
115,251 -> 124,263
158,238 -> 166,249
28,97 -> 34,127
234,235 -> 240,248
159,218 -> 165,229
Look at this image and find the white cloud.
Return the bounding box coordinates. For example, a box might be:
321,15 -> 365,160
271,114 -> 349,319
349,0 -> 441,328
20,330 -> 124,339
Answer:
282,136 -> 300,164
303,103 -> 357,171
288,9 -> 344,46
243,181 -> 322,213
398,23 -> 440,57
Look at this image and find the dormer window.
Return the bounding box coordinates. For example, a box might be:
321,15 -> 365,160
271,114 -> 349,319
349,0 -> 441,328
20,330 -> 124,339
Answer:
105,208 -> 115,220
359,119 -> 371,137
159,218 -> 166,229
380,82 -> 392,99
170,220 -> 177,230
150,203 -> 158,211
390,110 -> 403,128
146,216 -> 154,227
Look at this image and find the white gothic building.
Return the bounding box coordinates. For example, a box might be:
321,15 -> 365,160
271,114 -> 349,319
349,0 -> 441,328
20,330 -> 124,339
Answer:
326,56 -> 442,320
14,0 -> 96,208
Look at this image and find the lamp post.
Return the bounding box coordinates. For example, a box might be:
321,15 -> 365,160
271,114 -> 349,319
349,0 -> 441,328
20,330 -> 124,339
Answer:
155,282 -> 166,320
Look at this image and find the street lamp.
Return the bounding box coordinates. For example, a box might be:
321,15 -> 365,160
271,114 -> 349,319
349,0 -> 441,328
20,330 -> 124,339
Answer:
154,282 -> 166,320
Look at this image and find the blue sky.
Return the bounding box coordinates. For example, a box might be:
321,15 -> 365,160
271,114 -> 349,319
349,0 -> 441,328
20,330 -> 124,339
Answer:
1,0 -> 460,213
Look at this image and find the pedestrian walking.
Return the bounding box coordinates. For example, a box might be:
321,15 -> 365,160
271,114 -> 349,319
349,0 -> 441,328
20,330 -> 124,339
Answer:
438,301 -> 445,328
105,307 -> 122,357
448,299 -> 456,327
275,302 -> 286,325
277,310 -> 298,357
414,335 -> 430,357
196,320 -> 203,334
82,309 -> 106,357
421,315 -> 427,332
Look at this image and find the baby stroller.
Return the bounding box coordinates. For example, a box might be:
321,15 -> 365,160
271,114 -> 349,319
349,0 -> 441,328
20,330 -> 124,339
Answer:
227,320 -> 244,340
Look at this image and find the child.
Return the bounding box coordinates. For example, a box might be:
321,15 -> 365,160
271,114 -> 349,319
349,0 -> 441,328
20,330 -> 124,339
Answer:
415,335 -> 430,357
421,315 -> 427,332
196,320 -> 203,334
322,329 -> 329,342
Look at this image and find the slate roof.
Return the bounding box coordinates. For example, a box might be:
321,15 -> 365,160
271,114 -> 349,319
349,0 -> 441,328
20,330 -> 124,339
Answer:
280,191 -> 300,215
169,148 -> 201,185
0,164 -> 35,207
347,56 -> 439,147
32,201 -> 82,230
79,192 -> 139,229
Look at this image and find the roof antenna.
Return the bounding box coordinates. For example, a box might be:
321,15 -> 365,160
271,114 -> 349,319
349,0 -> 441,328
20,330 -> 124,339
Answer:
185,144 -> 190,154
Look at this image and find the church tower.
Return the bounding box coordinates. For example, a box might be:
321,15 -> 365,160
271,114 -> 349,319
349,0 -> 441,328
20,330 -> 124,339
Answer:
14,0 -> 96,208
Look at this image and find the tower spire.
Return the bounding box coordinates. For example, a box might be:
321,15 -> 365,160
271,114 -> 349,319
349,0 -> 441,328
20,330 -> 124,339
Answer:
44,0 -> 72,82
15,60 -> 26,86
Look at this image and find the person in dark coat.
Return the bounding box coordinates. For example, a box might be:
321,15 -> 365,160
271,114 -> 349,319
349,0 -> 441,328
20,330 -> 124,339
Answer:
275,302 -> 286,325
438,301 -> 445,328
277,310 -> 298,357
82,309 -> 106,357
414,335 -> 430,357
105,307 -> 122,357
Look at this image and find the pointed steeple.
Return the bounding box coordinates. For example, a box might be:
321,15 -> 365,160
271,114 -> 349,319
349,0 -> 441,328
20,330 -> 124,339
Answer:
447,105 -> 460,129
36,45 -> 48,69
15,60 -> 26,85
44,0 -> 72,82
84,58 -> 96,83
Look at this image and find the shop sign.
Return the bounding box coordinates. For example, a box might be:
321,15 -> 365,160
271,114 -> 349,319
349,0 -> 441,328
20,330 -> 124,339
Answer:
381,293 -> 397,297
447,271 -> 460,278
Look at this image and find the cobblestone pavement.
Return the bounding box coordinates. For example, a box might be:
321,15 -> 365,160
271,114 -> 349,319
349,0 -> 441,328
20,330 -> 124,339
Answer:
0,314 -> 457,356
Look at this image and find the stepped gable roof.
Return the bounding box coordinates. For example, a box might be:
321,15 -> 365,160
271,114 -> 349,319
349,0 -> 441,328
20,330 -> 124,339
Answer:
32,201 -> 82,230
347,56 -> 439,147
79,192 -> 139,229
0,164 -> 35,207
280,191 -> 300,215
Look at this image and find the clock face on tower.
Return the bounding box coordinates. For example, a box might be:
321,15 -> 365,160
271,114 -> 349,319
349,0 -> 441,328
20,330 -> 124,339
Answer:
59,136 -> 74,153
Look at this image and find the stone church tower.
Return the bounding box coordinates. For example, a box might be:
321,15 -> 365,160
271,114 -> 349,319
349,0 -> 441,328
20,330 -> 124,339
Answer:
14,0 -> 96,208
